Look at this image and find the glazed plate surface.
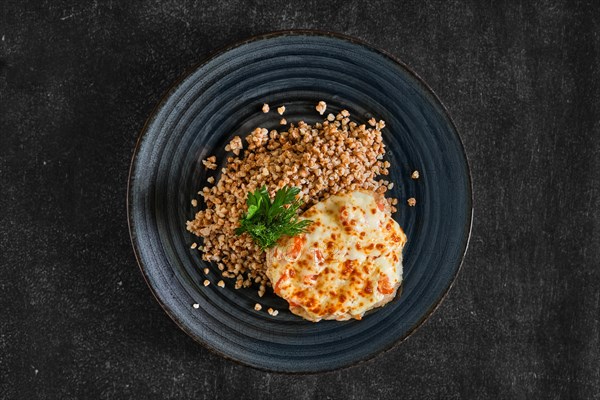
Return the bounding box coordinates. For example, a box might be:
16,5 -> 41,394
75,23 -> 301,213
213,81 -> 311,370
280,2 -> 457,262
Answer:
127,31 -> 473,373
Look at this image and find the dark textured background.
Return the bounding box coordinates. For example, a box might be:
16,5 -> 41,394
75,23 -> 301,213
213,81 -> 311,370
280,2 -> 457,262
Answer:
1,1 -> 599,399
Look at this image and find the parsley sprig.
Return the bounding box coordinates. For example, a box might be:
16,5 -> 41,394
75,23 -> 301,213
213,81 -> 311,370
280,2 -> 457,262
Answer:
235,186 -> 312,250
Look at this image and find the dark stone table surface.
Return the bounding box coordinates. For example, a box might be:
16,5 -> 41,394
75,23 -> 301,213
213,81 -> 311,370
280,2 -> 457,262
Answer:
1,1 -> 599,399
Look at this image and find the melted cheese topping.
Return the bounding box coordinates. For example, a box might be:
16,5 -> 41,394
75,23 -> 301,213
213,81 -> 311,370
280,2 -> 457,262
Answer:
266,191 -> 407,322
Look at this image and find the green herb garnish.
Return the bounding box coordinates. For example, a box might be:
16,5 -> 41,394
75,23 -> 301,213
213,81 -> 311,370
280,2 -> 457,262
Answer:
235,186 -> 312,250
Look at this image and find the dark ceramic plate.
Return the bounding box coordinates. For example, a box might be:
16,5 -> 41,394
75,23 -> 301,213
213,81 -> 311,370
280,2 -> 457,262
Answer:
128,31 -> 472,373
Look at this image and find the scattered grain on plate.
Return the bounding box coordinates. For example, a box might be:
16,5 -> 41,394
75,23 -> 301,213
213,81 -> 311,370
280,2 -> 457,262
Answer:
277,106 -> 286,115
203,267 -> 209,274
191,199 -> 198,207
191,242 -> 198,249
187,105 -> 394,294
368,118 -> 377,127
316,101 -> 327,115
225,136 -> 243,156
279,118 -> 287,125
411,170 -> 420,180
254,303 -> 262,311
192,303 -> 200,309
217,280 -> 225,288
207,176 -> 215,184
341,109 -> 350,117
267,308 -> 279,316
246,127 -> 268,149
407,197 -> 417,207
262,103 -> 270,113
202,155 -> 217,170
203,279 -> 210,286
